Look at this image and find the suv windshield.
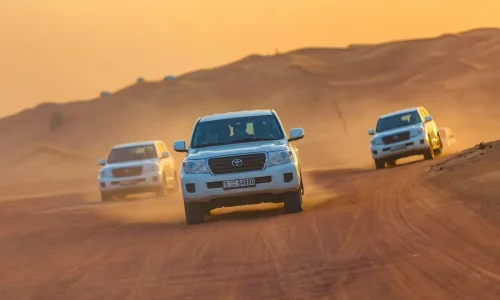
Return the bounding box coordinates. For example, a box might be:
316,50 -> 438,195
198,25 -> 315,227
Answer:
107,145 -> 158,163
191,115 -> 285,148
376,110 -> 422,133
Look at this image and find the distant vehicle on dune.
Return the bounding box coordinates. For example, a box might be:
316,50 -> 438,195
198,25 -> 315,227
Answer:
368,106 -> 443,169
97,141 -> 178,201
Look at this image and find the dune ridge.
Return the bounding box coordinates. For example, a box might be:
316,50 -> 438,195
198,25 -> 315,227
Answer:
2,27 -> 500,188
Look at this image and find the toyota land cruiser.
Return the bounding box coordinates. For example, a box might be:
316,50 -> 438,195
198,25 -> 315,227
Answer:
98,141 -> 178,201
368,107 -> 443,169
173,109 -> 305,224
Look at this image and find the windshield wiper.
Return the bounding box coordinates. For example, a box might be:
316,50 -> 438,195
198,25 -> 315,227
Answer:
230,137 -> 276,144
195,142 -> 226,149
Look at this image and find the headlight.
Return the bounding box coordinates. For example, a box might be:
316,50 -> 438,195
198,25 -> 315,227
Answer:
183,159 -> 209,174
99,168 -> 113,177
410,127 -> 424,138
371,138 -> 383,146
144,164 -> 160,173
267,150 -> 293,167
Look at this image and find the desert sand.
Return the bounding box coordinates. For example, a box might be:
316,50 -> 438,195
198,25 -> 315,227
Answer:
2,28 -> 500,299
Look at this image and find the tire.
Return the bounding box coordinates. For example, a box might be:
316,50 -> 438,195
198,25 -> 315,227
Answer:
434,134 -> 443,156
423,135 -> 435,160
386,159 -> 396,167
171,171 -> 180,192
374,159 -> 385,169
284,190 -> 303,214
155,175 -> 168,197
184,202 -> 204,225
101,192 -> 113,202
299,168 -> 305,195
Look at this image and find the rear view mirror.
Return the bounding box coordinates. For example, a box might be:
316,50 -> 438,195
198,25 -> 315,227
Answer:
425,115 -> 433,122
368,129 -> 375,135
98,158 -> 106,166
173,140 -> 187,152
161,151 -> 170,158
289,128 -> 304,141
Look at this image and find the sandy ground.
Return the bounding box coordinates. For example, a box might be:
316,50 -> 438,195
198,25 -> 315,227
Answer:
2,142 -> 500,300
2,28 -> 500,299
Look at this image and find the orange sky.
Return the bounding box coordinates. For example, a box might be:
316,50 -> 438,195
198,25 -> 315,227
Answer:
1,0 -> 500,117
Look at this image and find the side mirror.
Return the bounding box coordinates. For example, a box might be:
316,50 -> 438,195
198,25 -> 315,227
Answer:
98,158 -> 106,166
161,151 -> 170,158
173,140 -> 187,152
368,129 -> 375,135
425,115 -> 433,122
288,128 -> 304,142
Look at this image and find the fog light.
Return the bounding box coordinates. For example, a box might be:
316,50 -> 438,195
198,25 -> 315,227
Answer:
186,183 -> 196,193
283,172 -> 293,183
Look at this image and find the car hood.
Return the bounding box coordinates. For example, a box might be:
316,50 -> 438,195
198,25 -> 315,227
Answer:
372,124 -> 423,140
100,158 -> 159,171
186,139 -> 289,160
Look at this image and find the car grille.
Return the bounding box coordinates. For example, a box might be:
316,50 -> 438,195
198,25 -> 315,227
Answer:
382,131 -> 410,145
207,153 -> 267,175
112,166 -> 143,178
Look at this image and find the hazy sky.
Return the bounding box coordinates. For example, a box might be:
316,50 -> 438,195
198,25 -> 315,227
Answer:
1,0 -> 500,117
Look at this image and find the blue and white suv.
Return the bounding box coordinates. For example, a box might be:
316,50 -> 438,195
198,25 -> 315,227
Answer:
173,109 -> 305,224
98,141 -> 178,201
368,107 -> 443,169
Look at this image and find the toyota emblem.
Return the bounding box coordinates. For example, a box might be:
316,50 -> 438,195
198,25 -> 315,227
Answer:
393,135 -> 399,140
231,158 -> 243,167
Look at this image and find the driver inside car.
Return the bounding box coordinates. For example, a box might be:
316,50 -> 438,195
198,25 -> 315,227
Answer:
231,121 -> 251,139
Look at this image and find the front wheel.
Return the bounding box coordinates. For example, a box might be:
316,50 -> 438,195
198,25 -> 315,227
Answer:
374,159 -> 385,169
101,191 -> 113,202
171,171 -> 180,192
184,202 -> 205,225
434,134 -> 443,156
423,136 -> 435,160
155,175 -> 168,197
284,190 -> 303,214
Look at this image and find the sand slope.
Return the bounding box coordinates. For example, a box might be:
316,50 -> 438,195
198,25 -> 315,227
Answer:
2,28 -> 500,191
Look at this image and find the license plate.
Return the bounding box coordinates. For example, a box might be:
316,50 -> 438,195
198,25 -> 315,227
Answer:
223,178 -> 256,189
120,179 -> 137,186
390,144 -> 406,151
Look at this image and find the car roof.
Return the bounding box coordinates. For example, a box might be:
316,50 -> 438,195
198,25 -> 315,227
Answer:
379,107 -> 423,119
199,109 -> 273,122
112,141 -> 160,149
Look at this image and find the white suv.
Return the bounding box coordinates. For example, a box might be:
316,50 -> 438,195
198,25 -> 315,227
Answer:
173,109 -> 305,224
98,141 -> 178,201
368,107 -> 443,169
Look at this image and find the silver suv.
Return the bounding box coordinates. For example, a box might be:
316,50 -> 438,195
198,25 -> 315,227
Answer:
173,109 -> 305,224
98,141 -> 178,201
368,106 -> 443,169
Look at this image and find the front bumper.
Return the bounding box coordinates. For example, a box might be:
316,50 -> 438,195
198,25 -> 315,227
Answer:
98,171 -> 162,193
180,162 -> 301,203
370,134 -> 429,160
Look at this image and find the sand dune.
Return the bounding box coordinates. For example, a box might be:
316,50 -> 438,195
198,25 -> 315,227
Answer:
2,28 -> 500,192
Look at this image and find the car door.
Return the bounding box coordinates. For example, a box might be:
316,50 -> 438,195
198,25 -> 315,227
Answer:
158,142 -> 174,179
419,108 -> 435,142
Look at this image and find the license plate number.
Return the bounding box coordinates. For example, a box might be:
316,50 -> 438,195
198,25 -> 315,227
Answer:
223,178 -> 256,189
120,179 -> 137,186
390,144 -> 406,151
